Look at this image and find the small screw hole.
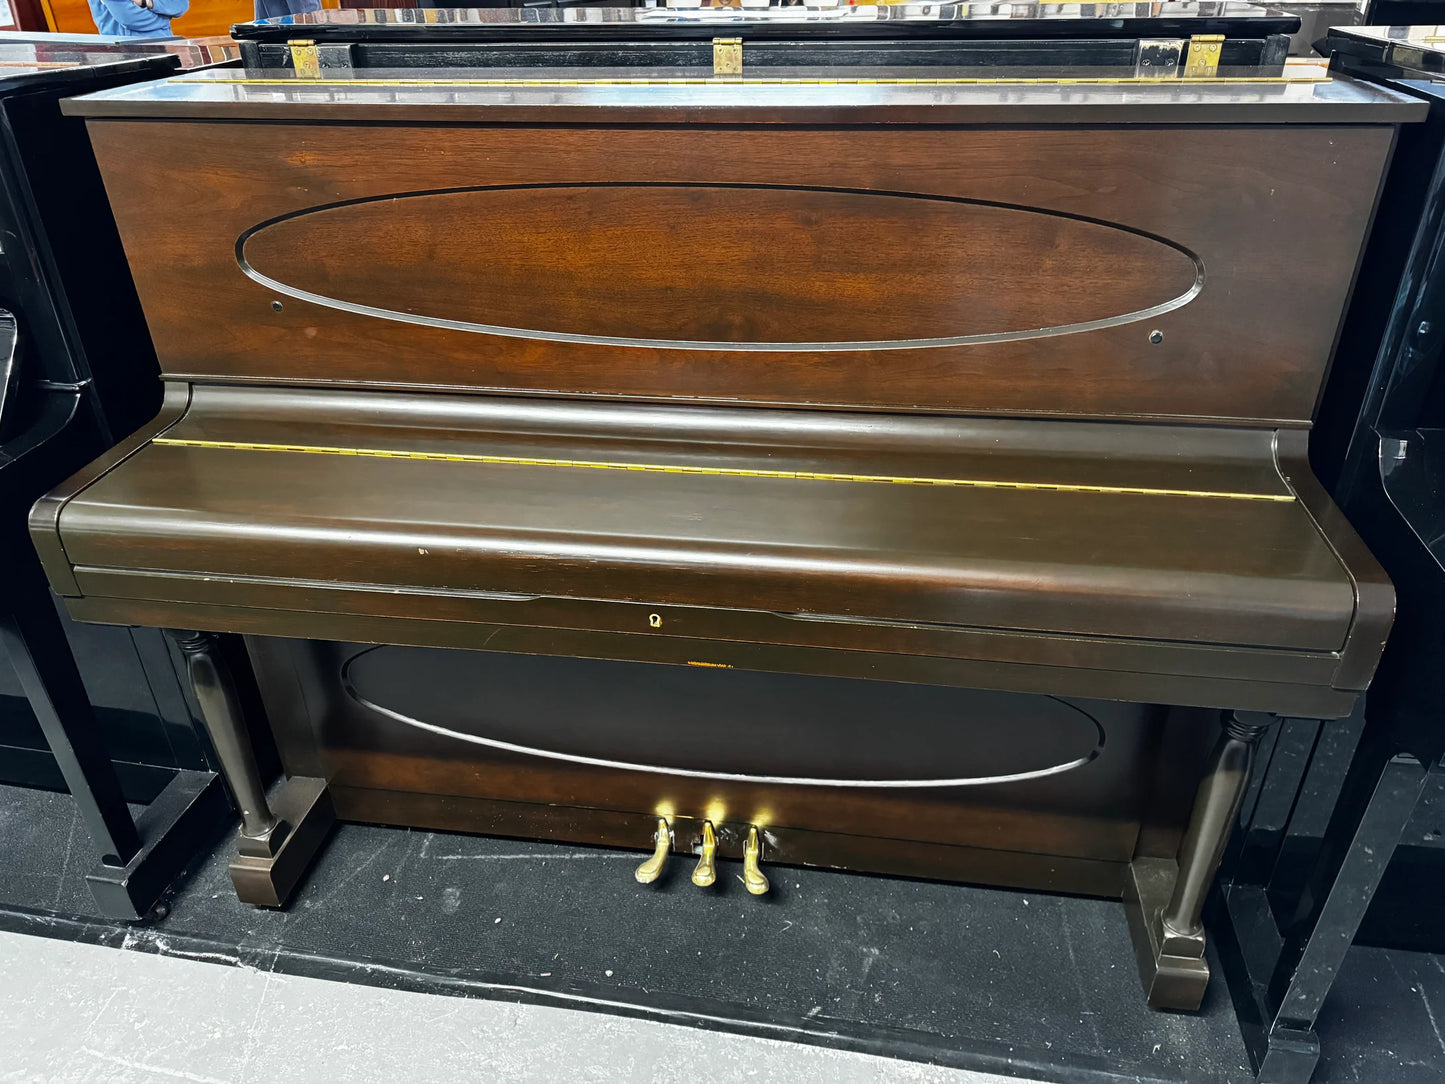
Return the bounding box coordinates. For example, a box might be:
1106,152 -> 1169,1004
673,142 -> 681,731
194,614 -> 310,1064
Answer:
1148,329 -> 1164,344
271,301 -> 284,312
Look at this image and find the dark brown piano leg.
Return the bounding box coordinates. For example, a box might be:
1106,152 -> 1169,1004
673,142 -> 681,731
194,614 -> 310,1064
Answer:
171,631 -> 334,907
1127,710 -> 1276,1011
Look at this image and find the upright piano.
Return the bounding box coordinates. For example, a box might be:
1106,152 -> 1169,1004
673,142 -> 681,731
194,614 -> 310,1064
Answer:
0,45 -> 237,919
33,3 -> 1417,1007
1210,23 -> 1445,1081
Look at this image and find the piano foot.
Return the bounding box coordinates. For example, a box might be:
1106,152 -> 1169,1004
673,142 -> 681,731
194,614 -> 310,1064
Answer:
1127,710 -> 1276,1010
228,775 -> 335,907
170,630 -> 335,907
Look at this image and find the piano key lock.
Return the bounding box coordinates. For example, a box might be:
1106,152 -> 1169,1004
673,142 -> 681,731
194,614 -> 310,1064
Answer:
633,818 -> 770,896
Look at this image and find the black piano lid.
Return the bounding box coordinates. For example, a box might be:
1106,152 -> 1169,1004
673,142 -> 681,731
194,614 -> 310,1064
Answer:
1325,24 -> 1445,74
0,50 -> 177,96
232,3 -> 1301,43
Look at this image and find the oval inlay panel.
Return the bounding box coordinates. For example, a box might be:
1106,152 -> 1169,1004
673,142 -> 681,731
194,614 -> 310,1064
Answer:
341,646 -> 1104,788
239,184 -> 1202,353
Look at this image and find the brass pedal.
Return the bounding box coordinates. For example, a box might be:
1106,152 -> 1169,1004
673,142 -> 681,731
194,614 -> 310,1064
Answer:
742,825 -> 769,896
634,817 -> 671,884
691,820 -> 718,887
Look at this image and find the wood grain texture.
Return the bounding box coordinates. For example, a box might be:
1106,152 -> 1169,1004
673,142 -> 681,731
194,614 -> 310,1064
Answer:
250,637 -> 1163,872
86,120 -> 1392,422
240,183 -> 1199,348
51,393 -> 1357,652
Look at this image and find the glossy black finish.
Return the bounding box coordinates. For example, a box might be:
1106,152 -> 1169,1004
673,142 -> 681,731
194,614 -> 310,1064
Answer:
234,3 -> 1302,44
1215,29 -> 1445,1080
234,2 -> 1296,75
237,36 -> 1291,72
0,54 -> 231,918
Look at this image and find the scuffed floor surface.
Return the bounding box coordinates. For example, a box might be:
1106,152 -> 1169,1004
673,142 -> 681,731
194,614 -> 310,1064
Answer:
0,785 -> 1255,1082
1312,944 -> 1445,1083
0,930 -> 1018,1083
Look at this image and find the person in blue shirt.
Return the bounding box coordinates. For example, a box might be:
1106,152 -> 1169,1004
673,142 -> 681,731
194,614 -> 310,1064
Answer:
87,0 -> 187,38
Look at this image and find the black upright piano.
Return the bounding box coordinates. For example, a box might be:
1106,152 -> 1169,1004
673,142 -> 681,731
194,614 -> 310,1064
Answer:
1213,22 -> 1445,1083
0,44 -> 234,919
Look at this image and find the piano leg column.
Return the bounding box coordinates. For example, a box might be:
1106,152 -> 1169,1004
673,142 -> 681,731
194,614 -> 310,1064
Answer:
1127,710 -> 1275,1011
171,631 -> 334,907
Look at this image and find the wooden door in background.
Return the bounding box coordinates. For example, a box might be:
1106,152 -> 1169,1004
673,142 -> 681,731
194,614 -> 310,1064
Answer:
40,0 -> 278,38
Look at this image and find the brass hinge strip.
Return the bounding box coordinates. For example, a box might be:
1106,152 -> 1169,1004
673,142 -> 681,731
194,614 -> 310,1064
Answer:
150,437 -> 1295,502
179,74 -> 1327,87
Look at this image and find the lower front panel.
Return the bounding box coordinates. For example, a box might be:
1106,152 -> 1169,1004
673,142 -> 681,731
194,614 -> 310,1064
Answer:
246,637 -> 1211,898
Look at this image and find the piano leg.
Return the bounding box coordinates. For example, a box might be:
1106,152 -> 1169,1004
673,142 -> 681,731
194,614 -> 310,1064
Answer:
1127,710 -> 1276,1011
171,631 -> 334,907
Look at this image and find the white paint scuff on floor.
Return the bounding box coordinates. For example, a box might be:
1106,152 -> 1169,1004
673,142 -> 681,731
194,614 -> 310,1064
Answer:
0,929 -> 1028,1084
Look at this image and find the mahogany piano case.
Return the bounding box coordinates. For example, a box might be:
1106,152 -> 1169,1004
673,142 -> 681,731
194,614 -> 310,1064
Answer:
28,4 -> 1419,1008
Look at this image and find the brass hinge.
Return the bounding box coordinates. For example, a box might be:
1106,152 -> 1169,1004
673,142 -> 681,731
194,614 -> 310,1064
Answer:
1184,34 -> 1225,78
712,37 -> 743,77
288,39 -> 320,79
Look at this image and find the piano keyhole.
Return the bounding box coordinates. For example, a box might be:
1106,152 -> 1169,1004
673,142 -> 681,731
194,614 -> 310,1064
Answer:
648,613 -> 662,628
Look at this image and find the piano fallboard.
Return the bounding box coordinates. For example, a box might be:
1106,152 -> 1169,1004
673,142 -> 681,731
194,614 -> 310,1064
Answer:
35,384 -> 1383,718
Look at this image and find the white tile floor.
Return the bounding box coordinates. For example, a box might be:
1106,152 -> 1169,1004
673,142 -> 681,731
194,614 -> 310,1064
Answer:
0,931 -> 1027,1083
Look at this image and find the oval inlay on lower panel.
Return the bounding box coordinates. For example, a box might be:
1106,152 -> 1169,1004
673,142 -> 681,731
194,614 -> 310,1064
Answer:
238,183 -> 1203,352
341,646 -> 1104,788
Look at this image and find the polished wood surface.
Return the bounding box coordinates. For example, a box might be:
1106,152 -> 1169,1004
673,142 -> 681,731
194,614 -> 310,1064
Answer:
28,72 -> 1407,938
84,119 -> 1392,423
52,392 -> 1354,652
246,636 -> 1212,897
239,183 -> 1200,347
67,66 -> 1425,125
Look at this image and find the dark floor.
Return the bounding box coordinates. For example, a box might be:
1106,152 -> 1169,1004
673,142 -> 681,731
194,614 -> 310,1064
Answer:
0,783 -> 1441,1083
1313,946 -> 1445,1083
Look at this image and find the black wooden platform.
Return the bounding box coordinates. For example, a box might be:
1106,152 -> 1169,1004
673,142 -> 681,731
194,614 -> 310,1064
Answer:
0,783 -> 1439,1083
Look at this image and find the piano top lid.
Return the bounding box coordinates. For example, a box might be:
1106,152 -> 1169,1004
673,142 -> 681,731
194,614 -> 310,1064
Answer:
232,2 -> 1301,43
0,34 -> 239,68
61,57 -> 1425,124
1325,23 -> 1445,74
0,50 -> 177,96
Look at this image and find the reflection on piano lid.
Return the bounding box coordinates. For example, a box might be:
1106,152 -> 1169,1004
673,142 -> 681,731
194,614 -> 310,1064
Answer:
1325,21 -> 1445,73
234,2 -> 1302,39
0,33 -> 241,71
226,2 -> 1304,80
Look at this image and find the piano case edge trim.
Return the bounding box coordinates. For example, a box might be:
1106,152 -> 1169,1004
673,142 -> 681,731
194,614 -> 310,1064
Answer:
1275,427 -> 1395,691
27,381 -> 191,598
60,592 -> 1362,719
